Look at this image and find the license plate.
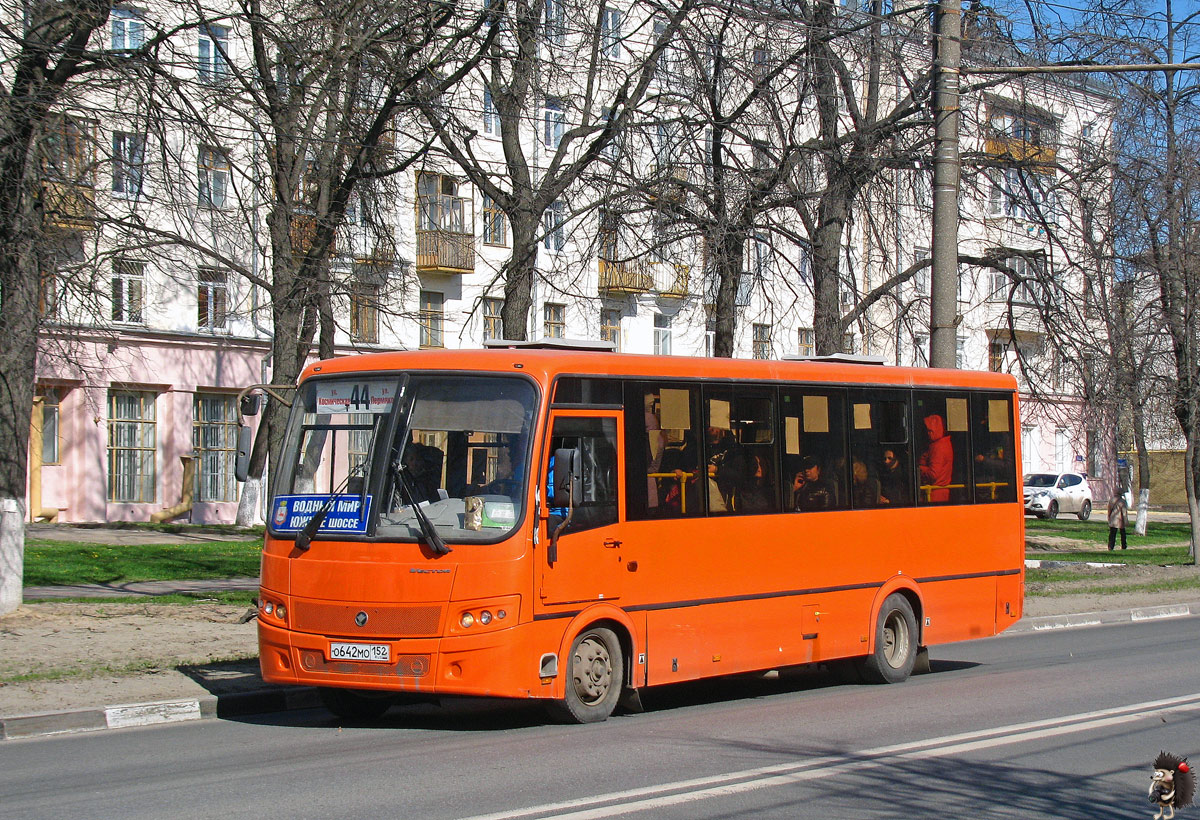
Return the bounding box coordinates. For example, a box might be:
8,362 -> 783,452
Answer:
329,642 -> 390,662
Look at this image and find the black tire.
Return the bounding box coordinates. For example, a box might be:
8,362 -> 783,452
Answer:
1046,500 -> 1059,520
1077,500 -> 1092,521
547,627 -> 624,724
318,687 -> 395,720
856,593 -> 918,684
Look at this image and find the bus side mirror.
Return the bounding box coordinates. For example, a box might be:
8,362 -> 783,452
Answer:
552,448 -> 581,508
235,425 -> 254,482
240,393 -> 261,416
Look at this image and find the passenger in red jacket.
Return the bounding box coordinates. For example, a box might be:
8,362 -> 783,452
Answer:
918,414 -> 954,502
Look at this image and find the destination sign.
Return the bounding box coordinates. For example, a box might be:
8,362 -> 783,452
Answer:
313,381 -> 397,414
272,494 -> 373,534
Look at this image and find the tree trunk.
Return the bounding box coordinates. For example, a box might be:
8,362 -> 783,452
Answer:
501,211 -> 539,340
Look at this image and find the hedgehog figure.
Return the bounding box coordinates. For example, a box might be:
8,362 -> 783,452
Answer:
1150,752 -> 1196,820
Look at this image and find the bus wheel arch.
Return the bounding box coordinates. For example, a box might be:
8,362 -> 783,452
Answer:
548,608 -> 636,724
857,590 -> 920,684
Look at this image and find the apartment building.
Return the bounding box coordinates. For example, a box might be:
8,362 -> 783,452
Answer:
24,1 -> 1116,523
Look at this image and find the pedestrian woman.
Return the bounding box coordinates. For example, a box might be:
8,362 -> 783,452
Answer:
1107,490 -> 1128,551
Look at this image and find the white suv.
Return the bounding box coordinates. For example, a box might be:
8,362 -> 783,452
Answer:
1023,472 -> 1093,520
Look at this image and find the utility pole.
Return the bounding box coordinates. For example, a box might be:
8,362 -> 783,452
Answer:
929,0 -> 962,368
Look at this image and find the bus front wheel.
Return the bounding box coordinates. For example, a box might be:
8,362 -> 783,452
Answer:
856,594 -> 918,684
318,686 -> 395,720
549,627 -> 624,724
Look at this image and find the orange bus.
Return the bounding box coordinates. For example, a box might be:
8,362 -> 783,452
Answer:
245,343 -> 1023,723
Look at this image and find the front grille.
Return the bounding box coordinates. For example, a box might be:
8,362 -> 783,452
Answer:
292,602 -> 443,637
300,651 -> 431,678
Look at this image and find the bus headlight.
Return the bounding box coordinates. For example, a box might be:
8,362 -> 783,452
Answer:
460,612 -> 476,628
479,610 -> 493,625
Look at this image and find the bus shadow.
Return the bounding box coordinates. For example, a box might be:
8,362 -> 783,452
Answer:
228,657 -> 981,731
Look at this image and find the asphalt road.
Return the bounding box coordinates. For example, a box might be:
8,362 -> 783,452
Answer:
2,617 -> 1198,820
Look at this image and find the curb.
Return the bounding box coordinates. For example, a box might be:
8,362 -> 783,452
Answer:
1007,602 -> 1198,635
0,687 -> 318,741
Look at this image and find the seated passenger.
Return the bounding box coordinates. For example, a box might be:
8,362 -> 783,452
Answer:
792,456 -> 834,511
851,457 -> 881,508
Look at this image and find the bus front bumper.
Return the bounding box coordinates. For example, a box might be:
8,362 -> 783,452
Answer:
258,617 -> 552,700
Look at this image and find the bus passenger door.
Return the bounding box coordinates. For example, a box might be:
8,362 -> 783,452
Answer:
539,411 -> 626,606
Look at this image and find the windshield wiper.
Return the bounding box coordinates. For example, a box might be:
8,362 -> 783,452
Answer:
294,462 -> 368,551
392,458 -> 451,555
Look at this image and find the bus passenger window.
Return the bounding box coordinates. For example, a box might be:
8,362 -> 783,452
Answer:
780,389 -> 847,512
626,383 -> 702,520
848,391 -> 911,509
971,393 -> 1017,503
914,391 -> 971,505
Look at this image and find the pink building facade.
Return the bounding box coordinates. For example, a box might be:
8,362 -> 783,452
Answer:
32,329 -> 267,524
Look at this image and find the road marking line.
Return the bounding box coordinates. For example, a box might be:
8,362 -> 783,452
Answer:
455,692 -> 1200,820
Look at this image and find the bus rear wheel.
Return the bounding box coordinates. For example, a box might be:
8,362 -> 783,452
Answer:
856,594 -> 918,684
318,686 -> 395,720
548,627 -> 624,724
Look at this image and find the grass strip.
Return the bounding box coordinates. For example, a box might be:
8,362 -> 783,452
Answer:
1026,576 -> 1200,598
1025,544 -> 1194,565
0,655 -> 258,685
1025,518 -> 1194,547
24,539 -> 263,586
22,591 -> 258,606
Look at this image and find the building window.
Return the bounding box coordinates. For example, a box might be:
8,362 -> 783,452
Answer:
601,6 -> 622,58
198,25 -> 230,80
108,390 -> 156,503
1087,429 -> 1101,477
482,192 -> 506,245
913,248 -> 930,296
42,115 -> 92,183
483,87 -> 500,136
112,131 -> 145,197
955,335 -> 967,369
543,0 -> 566,44
198,146 -> 230,208
600,308 -> 621,350
653,313 -> 672,355
1055,427 -> 1069,473
752,46 -> 769,81
544,97 -> 565,149
350,273 -> 380,344
483,297 -> 504,341
543,200 -> 565,251
111,8 -> 145,50
197,266 -> 228,330
193,393 -> 238,502
39,267 -> 59,319
112,258 -> 144,323
543,302 -> 566,338
419,290 -> 444,348
41,387 -> 60,465
416,172 -> 466,233
989,338 -> 1005,372
913,333 -> 929,366
752,323 -> 771,359
843,332 -> 856,355
1022,426 -> 1034,474
797,327 -> 814,357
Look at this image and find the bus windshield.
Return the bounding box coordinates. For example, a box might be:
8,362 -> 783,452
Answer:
273,373 -> 538,543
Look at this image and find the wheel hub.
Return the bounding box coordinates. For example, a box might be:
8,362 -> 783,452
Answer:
572,636 -> 612,704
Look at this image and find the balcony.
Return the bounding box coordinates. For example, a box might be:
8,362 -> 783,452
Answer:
416,229 -> 474,274
598,258 -> 652,294
42,180 -> 95,229
290,214 -> 337,258
985,137 -> 1056,169
656,263 -> 690,297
